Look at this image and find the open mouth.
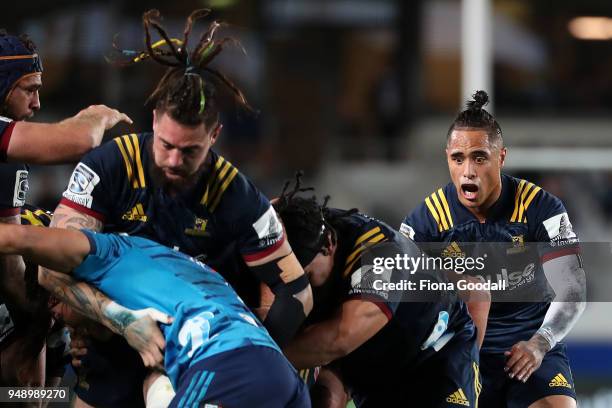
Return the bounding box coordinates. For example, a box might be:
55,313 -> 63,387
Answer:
461,183 -> 479,201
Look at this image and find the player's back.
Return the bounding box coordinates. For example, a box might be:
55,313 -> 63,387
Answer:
73,232 -> 279,388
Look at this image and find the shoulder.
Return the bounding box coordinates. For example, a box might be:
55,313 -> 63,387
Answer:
401,182 -> 454,240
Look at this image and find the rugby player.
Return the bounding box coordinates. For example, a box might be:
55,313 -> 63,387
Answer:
401,91 -> 586,407
0,30 -> 131,392
40,10 -> 312,407
275,179 -> 487,407
0,223 -> 311,407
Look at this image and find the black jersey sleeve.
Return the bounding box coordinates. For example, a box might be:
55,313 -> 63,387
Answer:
59,137 -> 129,221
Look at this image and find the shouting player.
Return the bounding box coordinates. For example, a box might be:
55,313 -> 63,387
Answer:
401,91 -> 586,408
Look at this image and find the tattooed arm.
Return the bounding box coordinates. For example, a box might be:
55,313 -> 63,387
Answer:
37,204 -> 168,367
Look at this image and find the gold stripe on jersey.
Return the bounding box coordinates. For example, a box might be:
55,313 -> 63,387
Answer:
129,134 -> 146,187
114,135 -> 145,189
430,193 -> 449,231
511,179 -> 542,223
425,196 -> 444,232
355,227 -> 381,247
473,362 -> 481,407
343,232 -> 387,277
200,155 -> 238,213
114,137 -> 136,188
437,188 -> 454,228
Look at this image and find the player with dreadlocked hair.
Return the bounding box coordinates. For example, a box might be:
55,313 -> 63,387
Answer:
402,90 -> 585,408
274,174 -> 486,408
41,9 -> 311,408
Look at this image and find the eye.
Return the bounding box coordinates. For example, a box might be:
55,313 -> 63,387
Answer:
475,156 -> 487,164
453,157 -> 463,164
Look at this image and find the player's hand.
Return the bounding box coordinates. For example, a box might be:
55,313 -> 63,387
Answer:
68,327 -> 90,368
504,334 -> 550,382
74,104 -> 133,146
124,308 -> 173,369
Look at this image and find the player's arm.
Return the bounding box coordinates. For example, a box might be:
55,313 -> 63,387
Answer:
38,205 -> 168,367
445,272 -> 491,349
505,253 -> 586,382
283,299 -> 388,369
6,105 -> 132,164
246,239 -> 313,347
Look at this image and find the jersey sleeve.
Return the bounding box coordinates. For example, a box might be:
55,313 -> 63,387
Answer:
0,116 -> 16,162
526,188 -> 580,262
0,163 -> 28,216
73,230 -> 126,284
214,172 -> 285,263
400,199 -> 441,243
59,139 -> 126,222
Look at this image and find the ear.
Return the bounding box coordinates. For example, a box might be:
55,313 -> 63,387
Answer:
210,123 -> 222,145
499,147 -> 507,168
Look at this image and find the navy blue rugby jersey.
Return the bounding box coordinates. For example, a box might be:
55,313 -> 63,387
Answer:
0,115 -> 16,162
401,173 -> 580,353
59,133 -> 284,270
313,209 -> 471,392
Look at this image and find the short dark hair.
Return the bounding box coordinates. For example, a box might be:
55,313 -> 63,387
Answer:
109,9 -> 252,129
447,90 -> 503,147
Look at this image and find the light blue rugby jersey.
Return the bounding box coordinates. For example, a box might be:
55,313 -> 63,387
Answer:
73,230 -> 280,388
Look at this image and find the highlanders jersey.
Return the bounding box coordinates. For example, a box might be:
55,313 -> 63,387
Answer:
59,132 -> 284,273
0,115 -> 16,162
401,173 -> 580,353
73,231 -> 279,390
313,210 -> 472,394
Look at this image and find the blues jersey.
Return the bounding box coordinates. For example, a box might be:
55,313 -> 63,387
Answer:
401,173 -> 580,353
0,116 -> 28,217
73,231 -> 279,389
311,209 -> 473,395
60,132 -> 284,271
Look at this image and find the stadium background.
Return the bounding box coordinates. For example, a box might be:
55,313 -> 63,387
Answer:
5,0 -> 612,405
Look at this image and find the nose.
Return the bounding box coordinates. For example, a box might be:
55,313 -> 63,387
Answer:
30,91 -> 40,112
463,159 -> 477,180
167,149 -> 183,168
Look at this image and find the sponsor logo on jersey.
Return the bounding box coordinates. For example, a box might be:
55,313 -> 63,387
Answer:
185,217 -> 209,236
507,234 -> 526,254
474,263 -> 536,291
446,388 -> 470,406
253,206 -> 283,248
122,204 -> 148,222
549,373 -> 572,388
12,169 -> 28,207
400,223 -> 416,240
442,241 -> 465,258
543,212 -> 577,244
63,163 -> 100,208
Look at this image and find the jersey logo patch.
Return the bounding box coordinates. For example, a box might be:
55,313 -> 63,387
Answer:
510,180 -> 541,223
549,373 -> 572,388
12,169 -> 28,207
507,235 -> 526,254
399,223 -> 415,240
543,212 -> 577,243
122,204 -> 148,222
252,206 -> 283,248
442,241 -> 465,258
446,388 -> 470,406
185,217 -> 209,236
63,163 -> 100,208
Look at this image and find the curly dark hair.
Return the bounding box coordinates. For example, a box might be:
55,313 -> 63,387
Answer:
109,9 -> 252,128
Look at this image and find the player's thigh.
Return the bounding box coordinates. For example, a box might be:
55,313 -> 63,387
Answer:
507,343 -> 576,408
528,395 -> 576,408
170,346 -> 310,408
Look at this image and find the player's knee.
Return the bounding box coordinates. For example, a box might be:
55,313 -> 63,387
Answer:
528,395 -> 576,408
